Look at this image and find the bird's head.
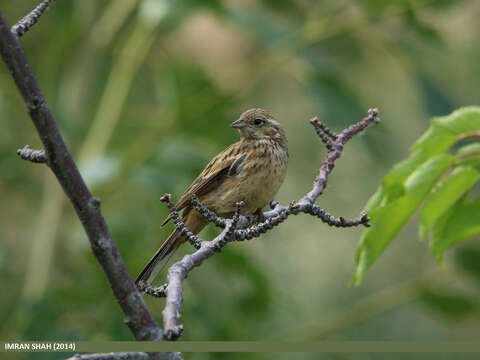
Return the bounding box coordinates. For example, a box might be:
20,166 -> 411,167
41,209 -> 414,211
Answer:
231,108 -> 287,147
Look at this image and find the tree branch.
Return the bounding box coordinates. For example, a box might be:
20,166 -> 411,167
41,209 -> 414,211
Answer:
0,9 -> 168,356
11,0 -> 53,37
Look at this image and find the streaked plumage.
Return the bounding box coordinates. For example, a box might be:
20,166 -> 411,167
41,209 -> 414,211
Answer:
136,108 -> 288,285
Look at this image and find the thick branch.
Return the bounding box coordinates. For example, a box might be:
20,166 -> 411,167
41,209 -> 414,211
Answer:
11,0 -> 53,37
0,11 -> 165,351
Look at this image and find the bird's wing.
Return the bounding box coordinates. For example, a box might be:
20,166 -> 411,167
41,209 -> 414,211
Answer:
161,141 -> 246,226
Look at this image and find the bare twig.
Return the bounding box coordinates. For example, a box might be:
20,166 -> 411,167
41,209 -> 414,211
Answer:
299,108 -> 379,206
11,0 -> 53,37
0,10 -> 166,352
17,144 -> 47,164
233,205 -> 370,241
160,194 -> 203,249
137,281 -> 168,298
312,119 -> 338,140
304,207 -> 371,228
190,194 -> 227,228
311,117 -> 336,150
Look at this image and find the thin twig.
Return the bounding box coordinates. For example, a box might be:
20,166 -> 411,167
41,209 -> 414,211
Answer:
233,206 -> 369,241
17,144 -> 47,164
310,116 -> 335,150
11,0 -> 54,37
137,281 -> 168,298
190,194 -> 227,228
160,194 -> 203,249
300,108 -> 379,206
0,11 -> 166,351
304,207 -> 371,228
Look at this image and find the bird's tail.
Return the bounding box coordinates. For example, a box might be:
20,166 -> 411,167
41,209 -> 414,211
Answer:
135,228 -> 182,285
135,208 -> 206,285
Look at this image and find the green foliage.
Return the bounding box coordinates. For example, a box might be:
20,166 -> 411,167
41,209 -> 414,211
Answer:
430,200 -> 480,263
354,107 -> 480,284
419,167 -> 479,240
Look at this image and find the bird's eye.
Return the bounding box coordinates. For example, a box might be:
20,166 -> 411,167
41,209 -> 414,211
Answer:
253,118 -> 264,126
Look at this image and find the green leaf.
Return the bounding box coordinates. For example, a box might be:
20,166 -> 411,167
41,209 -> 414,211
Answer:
430,200 -> 480,263
433,106 -> 480,135
410,121 -> 455,154
412,107 -> 480,155
403,155 -> 453,195
419,166 -> 479,239
455,143 -> 480,168
456,142 -> 480,156
381,150 -> 428,202
353,154 -> 454,285
419,288 -> 477,321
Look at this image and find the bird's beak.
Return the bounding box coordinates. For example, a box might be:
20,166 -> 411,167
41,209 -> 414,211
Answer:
231,118 -> 246,128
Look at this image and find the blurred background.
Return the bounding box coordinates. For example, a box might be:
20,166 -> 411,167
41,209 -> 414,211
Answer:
1,0 -> 480,359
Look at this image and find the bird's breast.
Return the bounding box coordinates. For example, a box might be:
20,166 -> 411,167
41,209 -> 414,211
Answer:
204,141 -> 288,215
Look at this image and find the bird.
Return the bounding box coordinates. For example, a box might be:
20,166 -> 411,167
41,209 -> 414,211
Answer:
136,108 -> 288,285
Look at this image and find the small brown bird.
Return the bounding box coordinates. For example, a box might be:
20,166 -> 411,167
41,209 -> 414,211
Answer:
136,108 -> 288,285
